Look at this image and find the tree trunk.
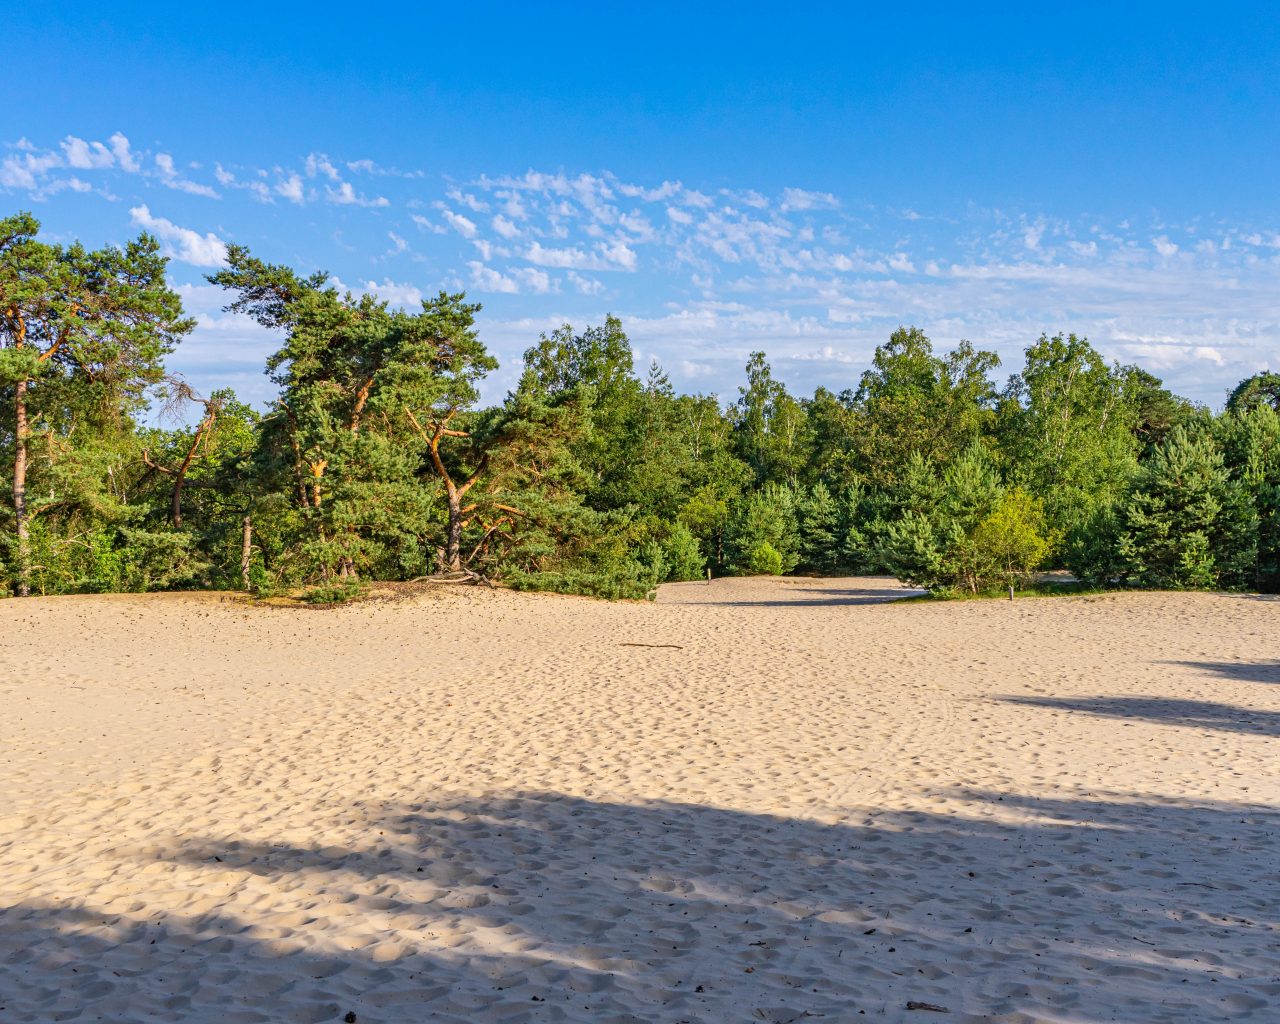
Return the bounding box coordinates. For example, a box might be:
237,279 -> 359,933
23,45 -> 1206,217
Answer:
171,474 -> 185,527
13,378 -> 30,597
445,491 -> 463,571
170,415 -> 211,528
240,515 -> 253,590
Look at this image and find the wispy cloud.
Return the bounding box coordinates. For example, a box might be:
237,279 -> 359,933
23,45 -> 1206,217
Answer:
6,130 -> 1280,405
154,153 -> 220,198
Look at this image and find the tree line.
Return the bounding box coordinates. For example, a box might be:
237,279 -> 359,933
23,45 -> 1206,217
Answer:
2,212 -> 1278,600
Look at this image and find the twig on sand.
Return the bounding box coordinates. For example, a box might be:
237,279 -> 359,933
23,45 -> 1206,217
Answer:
618,642 -> 684,649
906,1001 -> 950,1013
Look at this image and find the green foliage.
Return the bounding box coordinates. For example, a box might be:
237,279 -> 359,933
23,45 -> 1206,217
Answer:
1,216 -> 1273,603
745,540 -> 785,576
852,329 -> 1000,486
1215,403 -> 1280,591
725,482 -> 800,575
999,333 -> 1139,538
0,211 -> 194,594
1226,371 -> 1280,414
795,481 -> 844,573
1077,424 -> 1258,590
873,445 -> 1018,593
970,489 -> 1054,591
731,352 -> 810,487
299,580 -> 364,604
658,521 -> 706,582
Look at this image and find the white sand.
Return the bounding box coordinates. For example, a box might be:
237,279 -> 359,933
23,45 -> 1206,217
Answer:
1,577 -> 1277,1023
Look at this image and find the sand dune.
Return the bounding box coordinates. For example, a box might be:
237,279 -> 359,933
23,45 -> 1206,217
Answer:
1,577 -> 1277,1022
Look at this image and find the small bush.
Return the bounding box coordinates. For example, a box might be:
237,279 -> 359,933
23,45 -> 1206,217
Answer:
299,580 -> 364,604
725,483 -> 799,574
662,522 -> 706,581
969,489 -> 1054,592
745,540 -> 784,576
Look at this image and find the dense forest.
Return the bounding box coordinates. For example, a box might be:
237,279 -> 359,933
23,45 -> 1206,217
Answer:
2,212 -> 1278,600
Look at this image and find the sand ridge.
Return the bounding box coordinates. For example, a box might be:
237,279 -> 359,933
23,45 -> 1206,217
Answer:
0,577 -> 1277,1022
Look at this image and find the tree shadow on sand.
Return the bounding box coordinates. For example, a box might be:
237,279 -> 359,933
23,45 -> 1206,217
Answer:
1164,660 -> 1280,685
3,790 -> 1277,1023
1002,694 -> 1280,738
667,585 -> 924,608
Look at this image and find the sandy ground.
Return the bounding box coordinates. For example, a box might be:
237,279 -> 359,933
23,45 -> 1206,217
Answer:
1,577 -> 1278,1023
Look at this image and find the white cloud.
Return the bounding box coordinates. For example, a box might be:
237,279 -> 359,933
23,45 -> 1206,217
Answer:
276,173 -> 305,203
1153,235 -> 1179,257
513,266 -> 554,293
467,261 -> 519,293
411,214 -> 446,234
129,205 -> 228,266
61,136 -> 115,169
567,271 -> 604,295
109,133 -> 140,172
779,187 -> 839,213
155,153 -> 219,198
447,188 -> 490,213
440,209 -> 478,237
304,153 -> 341,181
492,214 -> 521,239
361,278 -> 424,308
525,241 -> 596,269
0,146 -> 62,190
523,239 -> 637,271
326,181 -> 389,207
616,179 -> 682,202
599,238 -> 637,271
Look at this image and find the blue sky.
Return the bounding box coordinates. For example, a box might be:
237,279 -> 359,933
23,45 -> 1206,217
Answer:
6,2 -> 1280,406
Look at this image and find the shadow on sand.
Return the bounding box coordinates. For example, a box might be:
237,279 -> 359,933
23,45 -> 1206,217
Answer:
2,789 -> 1276,1022
1002,694 -> 1280,738
668,585 -> 924,608
1164,660 -> 1280,685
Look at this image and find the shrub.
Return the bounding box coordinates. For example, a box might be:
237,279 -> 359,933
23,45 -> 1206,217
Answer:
725,483 -> 799,574
969,489 -> 1054,592
1114,426 -> 1256,589
745,540 -> 785,576
874,445 -> 1011,593
661,522 -> 706,581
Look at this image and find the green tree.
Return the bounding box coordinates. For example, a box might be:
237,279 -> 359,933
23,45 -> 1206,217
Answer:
853,328 -> 1000,485
731,351 -> 810,487
1000,333 -> 1139,539
874,445 -> 1006,593
725,482 -> 800,574
1095,425 -> 1257,590
0,212 -> 192,595
1226,371 -> 1280,414
796,480 -> 843,572
1215,403 -> 1280,590
211,246 -> 494,582
969,489 -> 1054,592
1123,367 -> 1195,452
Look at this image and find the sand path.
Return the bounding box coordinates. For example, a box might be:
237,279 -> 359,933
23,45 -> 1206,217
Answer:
1,577 -> 1277,1022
